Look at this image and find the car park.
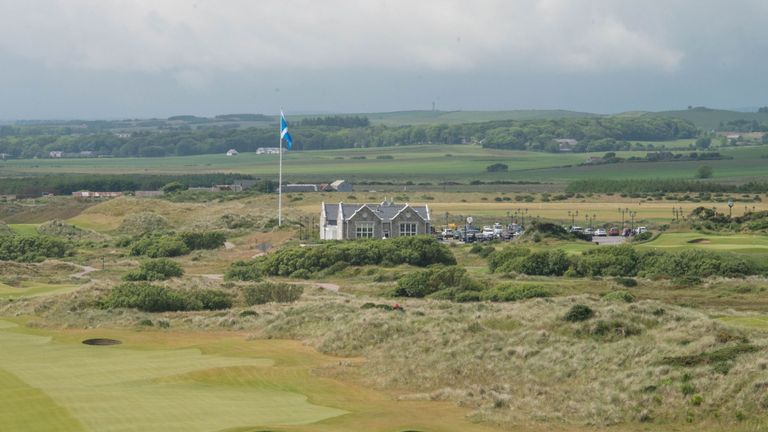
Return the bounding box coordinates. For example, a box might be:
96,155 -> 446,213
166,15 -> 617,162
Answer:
594,228 -> 607,236
608,227 -> 620,236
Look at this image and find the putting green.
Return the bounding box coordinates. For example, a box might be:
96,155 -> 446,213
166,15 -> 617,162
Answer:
0,320 -> 346,432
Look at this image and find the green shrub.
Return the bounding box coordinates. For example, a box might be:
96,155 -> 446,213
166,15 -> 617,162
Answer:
123,258 -> 184,281
179,231 -> 226,250
225,260 -> 264,281
101,282 -> 193,312
289,269 -> 312,279
479,284 -> 550,302
564,304 -> 594,322
129,236 -> 190,258
602,290 -> 636,303
0,235 -> 70,262
488,246 -> 570,276
254,236 -> 455,277
393,266 -> 480,298
243,282 -> 303,305
189,289 -> 233,310
588,320 -> 641,339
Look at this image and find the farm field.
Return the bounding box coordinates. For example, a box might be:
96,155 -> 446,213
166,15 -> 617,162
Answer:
1,144 -> 766,184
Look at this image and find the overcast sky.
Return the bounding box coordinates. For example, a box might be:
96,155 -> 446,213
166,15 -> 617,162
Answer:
1,0 -> 767,119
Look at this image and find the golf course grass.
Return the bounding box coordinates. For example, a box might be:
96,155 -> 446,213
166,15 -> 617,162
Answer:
638,232 -> 768,254
0,281 -> 80,299
0,320 -> 502,432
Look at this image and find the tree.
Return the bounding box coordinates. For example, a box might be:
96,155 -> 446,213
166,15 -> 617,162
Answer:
695,137 -> 711,150
161,181 -> 186,194
695,165 -> 714,179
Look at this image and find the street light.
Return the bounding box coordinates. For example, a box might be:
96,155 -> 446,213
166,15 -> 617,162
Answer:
567,210 -> 578,229
618,207 -> 628,227
728,199 -> 734,218
629,210 -> 637,231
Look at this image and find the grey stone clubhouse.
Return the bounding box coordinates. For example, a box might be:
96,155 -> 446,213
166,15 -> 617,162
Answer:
320,201 -> 432,240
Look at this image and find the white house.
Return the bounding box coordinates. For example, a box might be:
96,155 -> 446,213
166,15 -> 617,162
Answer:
226,149 -> 239,156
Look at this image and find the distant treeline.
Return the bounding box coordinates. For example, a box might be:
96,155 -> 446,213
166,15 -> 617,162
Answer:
0,174 -> 257,196
299,115 -> 370,128
0,116 -> 697,159
566,179 -> 768,194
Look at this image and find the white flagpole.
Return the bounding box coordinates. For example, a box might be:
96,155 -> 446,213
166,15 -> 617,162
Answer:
278,123 -> 283,227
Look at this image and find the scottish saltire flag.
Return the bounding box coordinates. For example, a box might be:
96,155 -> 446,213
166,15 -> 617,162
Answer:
280,111 -> 293,150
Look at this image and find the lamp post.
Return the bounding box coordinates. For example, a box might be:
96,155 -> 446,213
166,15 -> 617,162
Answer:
567,210 -> 578,229
728,199 -> 734,218
618,207 -> 628,227
629,210 -> 637,231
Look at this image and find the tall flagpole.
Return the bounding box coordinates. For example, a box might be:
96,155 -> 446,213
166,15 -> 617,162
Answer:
278,120 -> 283,227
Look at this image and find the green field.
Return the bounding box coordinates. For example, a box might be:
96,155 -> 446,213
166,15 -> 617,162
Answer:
0,281 -> 79,298
638,232 -> 768,255
1,144 -> 766,184
9,224 -> 40,236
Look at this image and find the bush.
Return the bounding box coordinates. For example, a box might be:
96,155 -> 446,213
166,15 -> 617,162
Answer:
393,266 -> 481,298
250,236 -> 455,277
488,246 -> 570,276
0,235 -> 70,262
123,258 -> 183,281
129,235 -> 190,258
101,282 -> 192,312
486,163 -> 509,172
243,282 -> 303,305
179,231 -> 226,250
602,290 -> 636,303
564,304 -> 594,322
225,260 -> 264,281
189,289 -> 233,310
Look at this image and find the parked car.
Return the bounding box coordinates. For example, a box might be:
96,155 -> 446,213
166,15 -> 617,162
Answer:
608,227 -> 621,236
594,228 -> 607,236
584,228 -> 594,236
635,226 -> 648,234
481,227 -> 496,240
569,226 -> 584,233
441,228 -> 455,239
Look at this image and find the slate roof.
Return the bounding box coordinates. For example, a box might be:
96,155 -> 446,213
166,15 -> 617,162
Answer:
324,201 -> 430,223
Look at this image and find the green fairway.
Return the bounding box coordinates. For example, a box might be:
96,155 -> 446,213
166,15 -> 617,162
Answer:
2,144 -> 766,184
9,224 -> 40,236
0,281 -> 80,299
0,321 -> 346,432
638,232 -> 768,254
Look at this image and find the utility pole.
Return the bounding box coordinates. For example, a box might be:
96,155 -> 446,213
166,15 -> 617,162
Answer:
618,207 -> 628,228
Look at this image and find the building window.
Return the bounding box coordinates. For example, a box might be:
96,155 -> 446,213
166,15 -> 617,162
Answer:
399,223 -> 417,236
356,222 -> 374,238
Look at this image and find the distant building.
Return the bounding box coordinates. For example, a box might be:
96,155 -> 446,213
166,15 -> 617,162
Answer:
49,151 -> 63,158
79,151 -> 95,157
330,179 -> 352,192
233,179 -> 258,189
114,132 -> 131,138
555,138 -> 578,152
281,184 -> 318,193
256,147 -> 285,155
135,190 -> 164,197
226,149 -> 239,156
320,200 -> 431,240
72,191 -> 123,199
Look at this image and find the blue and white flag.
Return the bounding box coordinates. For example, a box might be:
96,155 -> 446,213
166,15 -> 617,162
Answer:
280,111 -> 293,150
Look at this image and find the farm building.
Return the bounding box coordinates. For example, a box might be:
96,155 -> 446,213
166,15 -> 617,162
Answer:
226,149 -> 239,156
320,200 -> 431,240
281,184 -> 318,193
256,147 -> 284,155
72,191 -> 123,199
330,179 -> 352,192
